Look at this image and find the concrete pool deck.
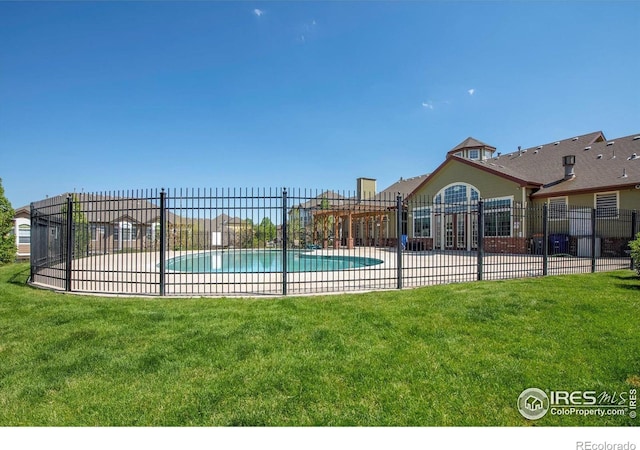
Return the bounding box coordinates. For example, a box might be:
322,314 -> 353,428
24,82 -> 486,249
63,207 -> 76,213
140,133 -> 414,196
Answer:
31,247 -> 632,297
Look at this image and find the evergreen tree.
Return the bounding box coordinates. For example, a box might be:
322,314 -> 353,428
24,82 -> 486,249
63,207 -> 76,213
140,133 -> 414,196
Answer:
0,178 -> 16,264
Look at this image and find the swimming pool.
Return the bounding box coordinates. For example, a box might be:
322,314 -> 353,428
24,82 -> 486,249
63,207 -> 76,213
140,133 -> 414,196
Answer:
164,250 -> 384,273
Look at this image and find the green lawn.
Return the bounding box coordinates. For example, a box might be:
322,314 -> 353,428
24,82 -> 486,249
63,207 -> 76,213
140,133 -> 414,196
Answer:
0,263 -> 638,426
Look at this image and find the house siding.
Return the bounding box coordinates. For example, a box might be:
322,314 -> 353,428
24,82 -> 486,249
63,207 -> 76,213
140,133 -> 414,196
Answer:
406,160 -> 527,247
410,160 -> 524,202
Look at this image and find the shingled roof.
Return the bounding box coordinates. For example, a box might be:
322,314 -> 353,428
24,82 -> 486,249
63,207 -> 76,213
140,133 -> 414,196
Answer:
459,130 -> 640,197
373,174 -> 430,201
447,137 -> 496,154
30,193 -> 243,230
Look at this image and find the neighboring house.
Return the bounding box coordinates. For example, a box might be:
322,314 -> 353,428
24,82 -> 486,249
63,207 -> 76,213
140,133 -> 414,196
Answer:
406,131 -> 640,253
13,205 -> 31,259
291,190 -> 348,228
25,193 -> 244,258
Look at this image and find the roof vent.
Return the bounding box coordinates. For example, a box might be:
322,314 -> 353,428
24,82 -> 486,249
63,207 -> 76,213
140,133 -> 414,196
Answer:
563,155 -> 576,180
572,137 -> 579,141
628,153 -> 639,160
597,154 -> 603,159
584,146 -> 591,151
536,145 -> 543,150
534,150 -> 539,154
606,141 -> 615,146
554,141 -> 560,146
621,168 -> 628,178
633,136 -> 640,141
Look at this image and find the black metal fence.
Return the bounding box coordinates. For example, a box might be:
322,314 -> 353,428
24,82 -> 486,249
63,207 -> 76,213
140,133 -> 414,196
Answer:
29,188 -> 637,297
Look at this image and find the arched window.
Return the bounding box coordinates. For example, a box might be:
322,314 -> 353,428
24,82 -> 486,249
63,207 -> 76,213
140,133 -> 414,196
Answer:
435,183 -> 480,207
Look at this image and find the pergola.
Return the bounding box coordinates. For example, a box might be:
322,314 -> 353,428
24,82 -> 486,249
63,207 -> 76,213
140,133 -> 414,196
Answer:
312,203 -> 397,249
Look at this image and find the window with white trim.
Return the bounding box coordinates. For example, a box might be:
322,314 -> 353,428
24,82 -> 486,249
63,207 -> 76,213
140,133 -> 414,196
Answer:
146,223 -> 160,242
469,149 -> 479,160
113,222 -> 137,242
90,225 -> 105,241
548,197 -> 568,220
413,207 -> 431,237
18,224 -> 30,244
483,197 -> 513,237
595,192 -> 618,219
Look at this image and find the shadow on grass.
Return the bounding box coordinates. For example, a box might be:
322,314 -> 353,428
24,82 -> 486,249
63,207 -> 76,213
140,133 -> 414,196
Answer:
616,284 -> 640,291
8,265 -> 31,286
608,272 -> 640,290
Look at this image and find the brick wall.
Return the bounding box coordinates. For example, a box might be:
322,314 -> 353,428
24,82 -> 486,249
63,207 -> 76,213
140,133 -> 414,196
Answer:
483,237 -> 529,254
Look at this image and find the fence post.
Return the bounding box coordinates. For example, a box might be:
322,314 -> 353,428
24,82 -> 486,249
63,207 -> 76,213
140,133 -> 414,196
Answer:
65,195 -> 73,292
29,203 -> 35,282
631,211 -> 637,271
477,200 -> 484,281
591,208 -> 597,273
396,194 -> 403,290
282,189 -> 288,296
542,203 -> 549,276
159,189 -> 166,296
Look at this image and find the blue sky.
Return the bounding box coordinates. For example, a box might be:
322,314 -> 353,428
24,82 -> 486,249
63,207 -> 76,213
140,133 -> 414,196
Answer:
2,1 -> 639,208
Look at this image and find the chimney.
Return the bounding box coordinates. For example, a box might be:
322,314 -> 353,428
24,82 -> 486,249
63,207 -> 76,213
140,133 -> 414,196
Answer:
357,177 -> 377,201
563,155 -> 576,180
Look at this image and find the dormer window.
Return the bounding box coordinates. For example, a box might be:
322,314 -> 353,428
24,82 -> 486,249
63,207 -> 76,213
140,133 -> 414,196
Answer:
469,149 -> 479,160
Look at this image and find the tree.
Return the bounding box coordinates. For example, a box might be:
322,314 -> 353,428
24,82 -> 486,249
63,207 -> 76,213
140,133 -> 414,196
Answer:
233,218 -> 256,248
256,217 -> 276,246
0,178 -> 16,264
287,208 -> 303,247
61,194 -> 90,258
316,196 -> 335,246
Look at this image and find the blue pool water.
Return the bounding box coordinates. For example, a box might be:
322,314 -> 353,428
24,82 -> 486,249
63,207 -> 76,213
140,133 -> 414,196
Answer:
165,250 -> 383,273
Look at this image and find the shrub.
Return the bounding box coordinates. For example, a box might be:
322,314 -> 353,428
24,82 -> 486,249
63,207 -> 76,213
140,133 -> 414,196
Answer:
630,232 -> 640,275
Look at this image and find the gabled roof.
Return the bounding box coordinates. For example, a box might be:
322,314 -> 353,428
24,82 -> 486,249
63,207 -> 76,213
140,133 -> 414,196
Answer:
529,133 -> 640,197
448,136 -> 496,154
294,190 -> 347,209
29,193 -> 245,229
412,130 -> 640,199
374,174 -> 430,201
461,130 -> 640,197
406,131 -> 616,201
466,131 -> 606,187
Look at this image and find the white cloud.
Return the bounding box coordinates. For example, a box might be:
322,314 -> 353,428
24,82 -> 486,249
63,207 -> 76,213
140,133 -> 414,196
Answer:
468,88 -> 475,96
422,101 -> 434,110
253,9 -> 264,17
